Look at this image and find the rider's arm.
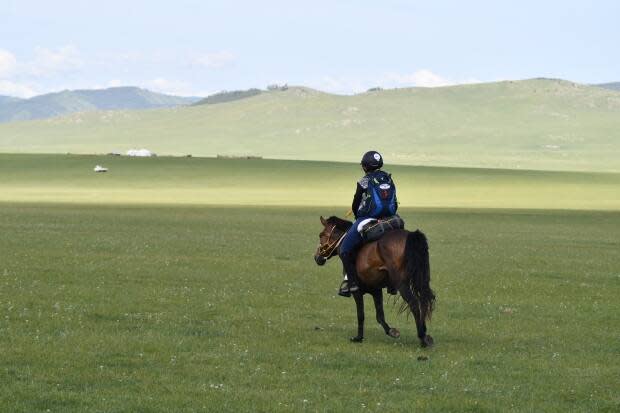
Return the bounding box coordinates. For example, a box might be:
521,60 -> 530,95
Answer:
352,183 -> 363,218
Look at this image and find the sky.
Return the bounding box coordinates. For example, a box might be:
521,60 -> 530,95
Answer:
0,0 -> 618,98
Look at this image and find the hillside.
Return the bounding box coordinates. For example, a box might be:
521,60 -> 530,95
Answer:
0,87 -> 199,122
595,82 -> 620,92
1,79 -> 619,171
193,88 -> 262,105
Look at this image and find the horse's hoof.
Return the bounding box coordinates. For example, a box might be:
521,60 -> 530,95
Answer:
350,336 -> 364,343
387,328 -> 400,338
420,335 -> 434,348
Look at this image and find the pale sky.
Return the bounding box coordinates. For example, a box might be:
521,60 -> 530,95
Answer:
1,0 -> 618,97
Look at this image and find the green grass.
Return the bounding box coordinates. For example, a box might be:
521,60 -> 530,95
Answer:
1,154 -> 619,210
1,153 -> 618,411
1,79 -> 620,171
0,204 -> 618,412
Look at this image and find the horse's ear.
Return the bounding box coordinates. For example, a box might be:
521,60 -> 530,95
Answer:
320,216 -> 327,226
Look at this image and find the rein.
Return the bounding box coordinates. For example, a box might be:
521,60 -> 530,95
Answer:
317,225 -> 346,258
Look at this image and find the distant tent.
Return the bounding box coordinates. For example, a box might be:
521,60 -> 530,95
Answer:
126,149 -> 154,157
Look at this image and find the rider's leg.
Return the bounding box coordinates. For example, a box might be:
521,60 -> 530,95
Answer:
340,249 -> 360,292
339,222 -> 364,293
338,263 -> 351,297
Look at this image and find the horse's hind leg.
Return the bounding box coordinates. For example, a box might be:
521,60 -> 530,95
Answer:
350,292 -> 364,342
371,290 -> 400,338
399,285 -> 431,347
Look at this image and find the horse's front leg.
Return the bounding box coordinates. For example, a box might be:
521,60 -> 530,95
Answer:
371,290 -> 400,339
350,292 -> 364,342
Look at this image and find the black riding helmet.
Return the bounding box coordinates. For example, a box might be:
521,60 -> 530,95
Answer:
360,150 -> 383,172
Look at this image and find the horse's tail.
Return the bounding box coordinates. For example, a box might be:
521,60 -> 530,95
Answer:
403,230 -> 435,321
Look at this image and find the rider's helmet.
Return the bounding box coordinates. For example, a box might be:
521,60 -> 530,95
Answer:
361,150 -> 383,172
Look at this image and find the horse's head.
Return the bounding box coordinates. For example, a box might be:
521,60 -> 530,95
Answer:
314,215 -> 349,266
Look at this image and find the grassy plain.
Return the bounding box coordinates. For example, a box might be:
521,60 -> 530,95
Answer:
1,79 -> 620,171
1,154 -> 619,210
1,204 -> 619,412
1,154 -> 619,412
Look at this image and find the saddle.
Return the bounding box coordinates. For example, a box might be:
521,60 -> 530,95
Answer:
357,215 -> 405,242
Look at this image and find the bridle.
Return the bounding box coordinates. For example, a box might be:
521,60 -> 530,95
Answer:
317,225 -> 346,258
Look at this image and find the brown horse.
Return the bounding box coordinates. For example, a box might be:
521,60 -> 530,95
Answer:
314,216 -> 435,347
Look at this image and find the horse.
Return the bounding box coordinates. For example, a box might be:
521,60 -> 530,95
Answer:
313,216 -> 435,347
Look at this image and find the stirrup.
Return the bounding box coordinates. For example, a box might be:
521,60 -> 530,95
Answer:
338,280 -> 351,297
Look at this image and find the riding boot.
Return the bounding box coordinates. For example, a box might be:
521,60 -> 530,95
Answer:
338,279 -> 351,297
340,251 -> 360,293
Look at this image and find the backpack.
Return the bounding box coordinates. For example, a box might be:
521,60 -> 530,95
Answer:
358,171 -> 398,218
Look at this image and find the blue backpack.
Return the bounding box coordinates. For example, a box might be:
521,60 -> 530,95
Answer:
358,171 -> 398,218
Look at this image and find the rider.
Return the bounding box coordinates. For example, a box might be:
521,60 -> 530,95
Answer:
338,150 -> 398,297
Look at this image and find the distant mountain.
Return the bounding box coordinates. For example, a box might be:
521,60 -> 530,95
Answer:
0,95 -> 23,105
0,87 -> 200,123
594,82 -> 620,91
193,88 -> 262,106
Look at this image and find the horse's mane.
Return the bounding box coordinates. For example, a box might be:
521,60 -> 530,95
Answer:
326,216 -> 352,231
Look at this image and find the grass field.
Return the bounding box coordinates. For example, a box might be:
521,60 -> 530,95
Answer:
1,204 -> 618,412
1,154 -> 619,210
1,79 -> 620,172
1,154 -> 619,412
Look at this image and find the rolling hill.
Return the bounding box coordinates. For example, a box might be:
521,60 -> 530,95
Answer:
595,82 -> 620,92
0,78 -> 619,171
192,88 -> 262,105
0,87 -> 199,123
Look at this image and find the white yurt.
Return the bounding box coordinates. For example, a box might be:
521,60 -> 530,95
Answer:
126,149 -> 154,157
